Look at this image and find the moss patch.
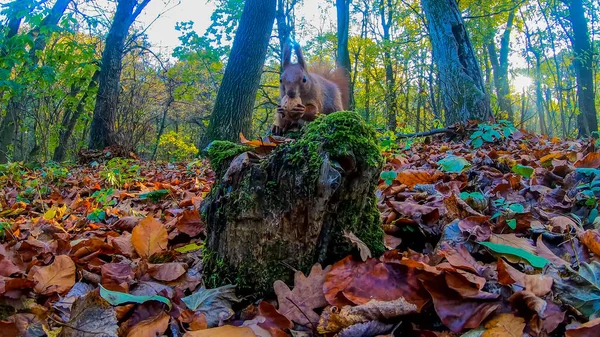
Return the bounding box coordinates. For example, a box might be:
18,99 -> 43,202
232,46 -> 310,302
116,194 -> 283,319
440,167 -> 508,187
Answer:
205,141 -> 250,171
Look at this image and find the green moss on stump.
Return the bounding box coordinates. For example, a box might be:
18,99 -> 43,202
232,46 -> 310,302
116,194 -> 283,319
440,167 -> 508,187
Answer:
206,141 -> 250,171
202,111 -> 384,295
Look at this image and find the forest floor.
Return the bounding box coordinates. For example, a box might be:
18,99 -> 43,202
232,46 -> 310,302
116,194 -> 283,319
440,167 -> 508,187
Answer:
1,125 -> 600,337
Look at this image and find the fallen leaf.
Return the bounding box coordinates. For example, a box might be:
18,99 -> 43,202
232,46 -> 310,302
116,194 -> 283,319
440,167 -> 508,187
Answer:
575,152 -> 600,168
32,255 -> 75,295
482,313 -> 525,337
566,317 -> 600,337
497,259 -> 553,296
59,291 -> 118,337
126,312 -> 170,337
131,216 -> 168,258
344,231 -> 372,261
274,263 -> 332,326
317,298 -> 417,334
99,285 -> 171,309
479,241 -> 549,269
579,230 -> 600,256
395,169 -> 441,188
256,301 -> 292,337
536,236 -> 569,267
550,262 -> 600,319
336,321 -> 394,337
176,210 -> 205,237
147,263 -> 187,282
183,325 -> 257,337
181,284 -> 239,327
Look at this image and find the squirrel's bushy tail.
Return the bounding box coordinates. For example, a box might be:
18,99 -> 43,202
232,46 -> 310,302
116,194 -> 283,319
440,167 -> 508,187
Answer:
309,63 -> 351,110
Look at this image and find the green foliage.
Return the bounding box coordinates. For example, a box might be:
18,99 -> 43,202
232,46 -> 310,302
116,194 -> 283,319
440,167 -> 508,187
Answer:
99,285 -> 171,309
100,158 -> 140,188
205,141 -> 250,171
470,121 -> 517,149
437,155 -> 471,173
478,241 -> 549,269
139,189 -> 170,202
512,164 -> 534,178
381,171 -> 397,185
157,131 -> 199,162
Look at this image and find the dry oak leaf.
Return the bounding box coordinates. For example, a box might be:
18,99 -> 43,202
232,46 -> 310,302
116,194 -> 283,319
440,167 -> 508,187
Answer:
579,230 -> 600,256
183,325 -> 257,337
126,312 -> 170,337
317,298 -> 417,334
482,313 -> 526,337
343,231 -> 371,261
497,259 -> 553,296
566,317 -> 600,337
131,216 -> 168,258
274,263 -> 332,326
32,255 -> 75,295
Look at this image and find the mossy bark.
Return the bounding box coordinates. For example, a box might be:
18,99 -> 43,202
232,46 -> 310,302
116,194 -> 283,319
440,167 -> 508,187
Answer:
201,111 -> 384,294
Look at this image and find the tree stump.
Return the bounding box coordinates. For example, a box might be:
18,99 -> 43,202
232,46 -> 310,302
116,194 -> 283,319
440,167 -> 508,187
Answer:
201,112 -> 384,294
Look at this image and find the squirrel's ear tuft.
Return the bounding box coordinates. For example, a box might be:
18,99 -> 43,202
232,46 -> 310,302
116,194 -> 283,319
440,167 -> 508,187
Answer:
294,43 -> 307,70
283,40 -> 292,68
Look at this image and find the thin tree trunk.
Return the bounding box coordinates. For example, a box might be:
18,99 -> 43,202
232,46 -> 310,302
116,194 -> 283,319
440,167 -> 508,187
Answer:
421,0 -> 493,125
53,70 -> 100,162
487,10 -> 515,122
569,0 -> 598,137
151,78 -> 175,160
380,0 -> 397,131
0,0 -> 72,163
203,0 -> 276,144
88,0 -> 151,150
336,0 -> 353,109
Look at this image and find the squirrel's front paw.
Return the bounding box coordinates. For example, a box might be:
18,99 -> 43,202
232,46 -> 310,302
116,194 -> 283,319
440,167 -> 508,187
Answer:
287,104 -> 306,120
271,124 -> 283,136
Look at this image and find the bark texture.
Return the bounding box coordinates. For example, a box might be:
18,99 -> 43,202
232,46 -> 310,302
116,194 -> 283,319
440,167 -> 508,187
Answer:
202,112 -> 384,294
568,0 -> 597,137
203,0 -> 276,145
88,0 -> 150,150
421,0 -> 493,125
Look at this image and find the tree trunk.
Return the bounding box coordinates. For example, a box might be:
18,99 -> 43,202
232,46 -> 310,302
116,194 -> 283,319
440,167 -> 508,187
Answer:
276,0 -> 294,66
380,0 -> 397,131
569,0 -> 598,137
88,0 -> 151,150
486,10 -> 515,122
202,112 -> 384,294
53,70 -> 100,162
203,0 -> 276,145
336,0 -> 353,109
0,0 -> 72,163
421,0 -> 493,125
151,77 -> 175,160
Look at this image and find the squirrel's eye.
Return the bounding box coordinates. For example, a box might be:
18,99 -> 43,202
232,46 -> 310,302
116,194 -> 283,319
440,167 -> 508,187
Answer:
302,76 -> 307,83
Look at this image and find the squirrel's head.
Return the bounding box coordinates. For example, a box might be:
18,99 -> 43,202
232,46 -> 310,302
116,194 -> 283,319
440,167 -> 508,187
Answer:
280,42 -> 311,99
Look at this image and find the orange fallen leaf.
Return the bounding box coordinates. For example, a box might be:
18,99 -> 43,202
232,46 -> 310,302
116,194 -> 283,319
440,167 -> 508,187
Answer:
183,325 -> 257,337
131,216 -> 168,258
579,230 -> 600,256
575,152 -> 600,168
566,317 -> 600,337
32,255 -> 75,295
497,259 -> 552,296
482,313 -> 525,337
126,312 -> 170,337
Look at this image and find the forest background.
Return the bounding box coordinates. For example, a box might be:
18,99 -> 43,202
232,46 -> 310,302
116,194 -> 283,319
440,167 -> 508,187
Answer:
0,0 -> 598,163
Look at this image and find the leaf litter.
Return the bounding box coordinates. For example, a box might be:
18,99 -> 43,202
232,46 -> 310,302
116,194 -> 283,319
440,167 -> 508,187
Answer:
2,127 -> 600,336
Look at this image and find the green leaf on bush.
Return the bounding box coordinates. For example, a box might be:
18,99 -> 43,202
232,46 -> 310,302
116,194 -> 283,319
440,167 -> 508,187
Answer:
437,155 -> 471,173
478,241 -> 549,269
512,164 -> 534,178
507,219 -> 517,230
472,137 -> 484,149
508,203 -> 525,213
99,285 -> 171,309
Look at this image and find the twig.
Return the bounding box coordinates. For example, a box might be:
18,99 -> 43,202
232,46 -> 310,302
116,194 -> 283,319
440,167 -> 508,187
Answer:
286,296 -> 316,332
396,128 -> 452,138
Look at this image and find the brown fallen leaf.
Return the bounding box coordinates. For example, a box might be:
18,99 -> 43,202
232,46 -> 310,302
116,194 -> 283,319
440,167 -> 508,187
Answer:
509,291 -> 565,335
482,313 -> 526,337
566,317 -> 600,337
59,291 -> 118,337
126,312 -> 170,337
147,263 -> 187,282
32,255 -> 75,295
131,216 -> 168,258
183,325 -> 257,337
497,259 -> 553,296
579,230 -> 600,256
574,152 -> 600,168
317,298 -> 417,334
176,210 -> 205,237
256,301 -> 293,337
343,231 -> 372,261
395,169 -> 442,188
274,263 -> 332,326
535,236 -> 569,267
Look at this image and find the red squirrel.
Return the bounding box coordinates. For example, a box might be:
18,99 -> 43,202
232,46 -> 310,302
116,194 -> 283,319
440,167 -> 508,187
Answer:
271,42 -> 350,135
